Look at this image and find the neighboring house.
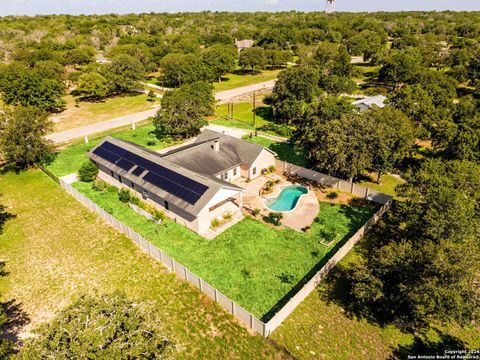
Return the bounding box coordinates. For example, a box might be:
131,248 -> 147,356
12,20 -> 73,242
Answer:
235,38 -> 254,52
353,95 -> 387,111
88,130 -> 276,236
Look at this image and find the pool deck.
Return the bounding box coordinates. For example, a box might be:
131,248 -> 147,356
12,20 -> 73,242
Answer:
236,174 -> 319,231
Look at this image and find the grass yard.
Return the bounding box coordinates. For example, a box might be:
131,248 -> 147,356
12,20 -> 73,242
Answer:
244,136 -> 311,168
270,241 -> 480,360
214,102 -> 273,128
45,123 -> 178,178
50,94 -> 158,133
0,170 -> 288,359
213,70 -> 280,92
71,180 -> 375,319
358,173 -> 405,199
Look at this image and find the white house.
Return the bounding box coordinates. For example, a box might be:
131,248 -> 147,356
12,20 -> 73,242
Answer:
353,95 -> 387,111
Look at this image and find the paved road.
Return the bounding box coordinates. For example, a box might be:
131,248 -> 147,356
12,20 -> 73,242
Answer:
47,79 -> 277,144
215,79 -> 276,103
46,106 -> 160,143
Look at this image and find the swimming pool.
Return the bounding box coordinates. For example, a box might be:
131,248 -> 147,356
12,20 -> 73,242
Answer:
266,185 -> 308,212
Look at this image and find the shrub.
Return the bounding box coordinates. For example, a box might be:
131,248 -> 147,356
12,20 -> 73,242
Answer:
130,194 -> 141,205
118,188 -> 131,203
326,191 -> 339,200
211,219 -> 220,228
146,140 -> 157,146
267,212 -> 283,226
78,161 -> 98,182
268,165 -> 276,173
18,292 -> 172,358
92,179 -> 108,192
223,212 -> 232,220
258,123 -> 293,137
252,208 -> 261,217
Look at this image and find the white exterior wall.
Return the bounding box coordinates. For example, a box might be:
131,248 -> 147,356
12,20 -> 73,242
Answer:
215,165 -> 242,182
248,149 -> 276,180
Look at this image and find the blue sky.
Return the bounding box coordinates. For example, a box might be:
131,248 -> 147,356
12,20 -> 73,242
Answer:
0,0 -> 479,16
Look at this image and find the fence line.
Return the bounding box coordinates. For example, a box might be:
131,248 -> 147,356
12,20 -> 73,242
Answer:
58,179 -> 267,336
56,161 -> 393,337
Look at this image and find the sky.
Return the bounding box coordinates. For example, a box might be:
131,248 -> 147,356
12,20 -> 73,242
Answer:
0,0 -> 480,16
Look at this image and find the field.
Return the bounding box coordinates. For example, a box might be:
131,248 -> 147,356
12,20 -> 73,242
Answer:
0,170 -> 287,359
271,243 -> 480,359
50,94 -> 158,132
72,180 -> 375,319
213,70 -> 280,92
213,101 -> 273,129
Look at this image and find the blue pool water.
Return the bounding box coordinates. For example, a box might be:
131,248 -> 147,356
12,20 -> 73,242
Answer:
266,186 -> 308,212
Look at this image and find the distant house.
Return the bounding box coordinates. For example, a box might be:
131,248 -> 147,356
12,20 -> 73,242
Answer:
353,95 -> 387,111
88,130 -> 276,236
235,38 -> 254,52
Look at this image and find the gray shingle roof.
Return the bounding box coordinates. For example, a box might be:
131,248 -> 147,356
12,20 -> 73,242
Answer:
88,136 -> 243,217
161,130 -> 274,176
353,95 -> 387,110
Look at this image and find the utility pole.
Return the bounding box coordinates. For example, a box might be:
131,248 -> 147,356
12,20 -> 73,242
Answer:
252,92 -> 256,127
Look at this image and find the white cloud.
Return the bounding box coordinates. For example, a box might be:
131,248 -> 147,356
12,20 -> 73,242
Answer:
265,0 -> 279,4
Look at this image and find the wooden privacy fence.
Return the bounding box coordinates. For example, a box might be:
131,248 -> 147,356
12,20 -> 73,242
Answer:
57,160 -> 392,337
59,179 -> 267,336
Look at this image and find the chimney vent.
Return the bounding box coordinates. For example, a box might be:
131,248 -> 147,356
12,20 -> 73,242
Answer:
212,140 -> 220,152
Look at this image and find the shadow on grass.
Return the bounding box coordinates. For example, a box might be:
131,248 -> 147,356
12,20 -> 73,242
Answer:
261,204 -> 374,322
267,142 -> 310,168
388,331 -> 467,360
255,106 -> 273,121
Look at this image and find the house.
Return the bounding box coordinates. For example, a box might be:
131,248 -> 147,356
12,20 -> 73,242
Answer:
88,131 -> 276,236
353,95 -> 387,111
235,38 -> 254,52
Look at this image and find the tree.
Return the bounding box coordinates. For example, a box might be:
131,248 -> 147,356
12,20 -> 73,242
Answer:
201,44 -> 237,81
77,72 -> 110,100
348,160 -> 480,329
297,112 -> 376,181
265,50 -> 292,69
18,292 -> 172,359
379,48 -> 423,88
78,161 -> 99,182
367,107 -> 416,182
106,54 -> 145,94
153,82 -> 212,139
0,62 -> 65,112
0,106 -> 54,170
267,66 -> 320,124
160,53 -> 210,87
239,47 -> 268,74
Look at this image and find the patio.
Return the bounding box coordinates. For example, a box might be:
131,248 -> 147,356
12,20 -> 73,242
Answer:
234,173 -> 319,231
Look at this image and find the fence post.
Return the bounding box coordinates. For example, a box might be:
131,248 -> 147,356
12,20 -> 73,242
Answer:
365,187 -> 369,199
214,289 -> 218,302
232,302 -> 235,315
250,314 -> 254,329
350,181 -> 354,194
185,267 -> 189,281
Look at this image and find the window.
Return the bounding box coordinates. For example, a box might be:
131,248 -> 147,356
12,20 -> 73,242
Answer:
118,176 -> 122,184
252,167 -> 257,176
223,172 -> 228,180
233,167 -> 237,176
131,182 -> 134,188
110,170 -> 114,177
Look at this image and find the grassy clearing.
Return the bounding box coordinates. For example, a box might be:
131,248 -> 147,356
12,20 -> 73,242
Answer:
214,102 -> 273,129
270,241 -> 480,359
50,94 -> 159,133
213,70 -> 280,92
45,123 -> 178,178
72,180 -> 375,319
244,136 -> 310,168
0,170 -> 287,359
358,173 -> 405,199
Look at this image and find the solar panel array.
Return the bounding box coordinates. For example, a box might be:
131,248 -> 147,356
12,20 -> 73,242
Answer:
92,141 -> 209,205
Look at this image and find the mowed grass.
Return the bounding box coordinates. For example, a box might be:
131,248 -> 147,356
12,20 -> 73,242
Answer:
50,94 -> 158,133
213,70 -> 280,92
358,173 -> 405,199
270,243 -> 480,359
0,170 -> 288,359
213,102 -> 273,129
71,180 -> 375,319
45,123 -> 178,178
244,136 -> 311,168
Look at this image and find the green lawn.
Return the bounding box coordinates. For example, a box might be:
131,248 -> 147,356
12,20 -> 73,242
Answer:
46,123 -> 178,178
271,239 -> 480,359
244,136 -> 311,168
213,70 -> 280,92
214,102 -> 273,129
358,173 -> 405,199
0,170 -> 287,359
72,181 -> 375,319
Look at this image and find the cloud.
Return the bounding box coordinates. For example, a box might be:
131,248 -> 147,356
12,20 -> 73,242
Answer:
265,0 -> 279,4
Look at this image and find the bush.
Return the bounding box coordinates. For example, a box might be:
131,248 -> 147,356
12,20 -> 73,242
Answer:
211,218 -> 220,228
326,191 -> 339,200
258,123 -> 293,137
268,165 -> 276,173
18,292 -> 172,358
118,188 -> 131,203
223,212 -> 233,220
78,161 -> 98,182
252,208 -> 261,217
92,179 -> 108,192
130,194 -> 141,205
267,212 -> 283,226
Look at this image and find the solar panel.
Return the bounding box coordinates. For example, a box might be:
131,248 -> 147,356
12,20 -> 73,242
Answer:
93,140 -> 208,205
131,166 -> 145,177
